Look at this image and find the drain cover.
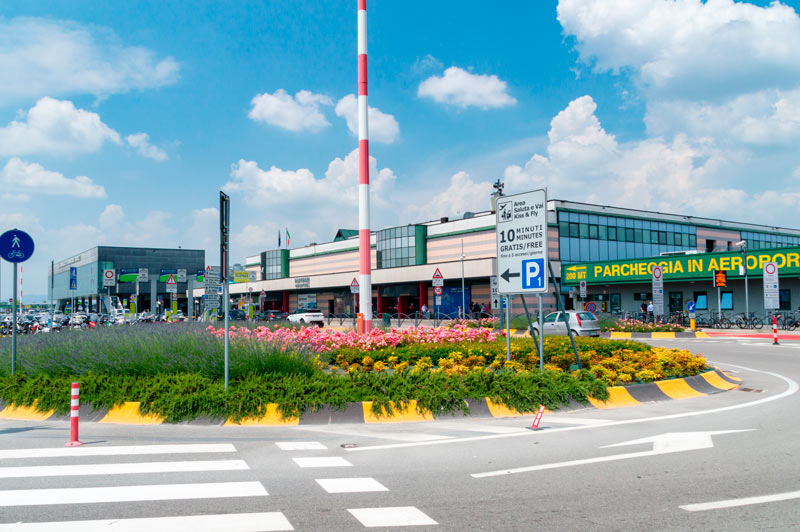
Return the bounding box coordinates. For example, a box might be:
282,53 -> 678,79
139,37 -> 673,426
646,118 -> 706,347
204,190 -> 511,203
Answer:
340,443 -> 358,448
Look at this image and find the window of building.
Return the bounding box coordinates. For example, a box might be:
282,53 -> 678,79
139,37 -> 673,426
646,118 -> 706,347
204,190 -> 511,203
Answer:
377,225 -> 418,269
589,224 -> 598,239
633,292 -> 653,301
694,292 -> 708,310
779,289 -> 791,311
569,222 -> 579,238
721,291 -> 733,310
262,250 -> 284,280
608,226 -> 617,241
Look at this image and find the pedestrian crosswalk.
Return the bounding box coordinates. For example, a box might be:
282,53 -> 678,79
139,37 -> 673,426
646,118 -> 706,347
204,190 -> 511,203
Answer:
0,441 -> 438,529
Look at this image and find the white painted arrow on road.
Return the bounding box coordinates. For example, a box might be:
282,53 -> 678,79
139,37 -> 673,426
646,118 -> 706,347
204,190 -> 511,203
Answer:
471,430 -> 753,478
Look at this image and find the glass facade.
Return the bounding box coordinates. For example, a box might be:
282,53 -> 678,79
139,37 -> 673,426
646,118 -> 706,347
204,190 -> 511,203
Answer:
377,225 -> 418,269
741,231 -> 800,250
557,211 -> 698,263
261,250 -> 288,280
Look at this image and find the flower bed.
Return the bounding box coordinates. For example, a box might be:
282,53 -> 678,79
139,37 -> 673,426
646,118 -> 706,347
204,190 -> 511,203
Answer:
602,318 -> 685,333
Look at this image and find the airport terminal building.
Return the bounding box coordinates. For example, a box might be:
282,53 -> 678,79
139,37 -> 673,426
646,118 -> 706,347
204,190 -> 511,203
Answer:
49,246 -> 204,315
213,199 -> 800,318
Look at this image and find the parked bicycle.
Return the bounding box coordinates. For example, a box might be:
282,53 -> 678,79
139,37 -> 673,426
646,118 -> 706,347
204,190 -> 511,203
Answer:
734,312 -> 763,330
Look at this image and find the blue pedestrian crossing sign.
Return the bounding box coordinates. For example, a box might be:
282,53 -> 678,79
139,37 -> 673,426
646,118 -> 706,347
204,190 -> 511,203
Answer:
70,279 -> 78,290
495,189 -> 548,294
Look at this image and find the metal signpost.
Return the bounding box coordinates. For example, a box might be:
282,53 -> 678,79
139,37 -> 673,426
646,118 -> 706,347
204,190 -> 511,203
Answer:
763,262 -> 779,310
0,229 -> 34,375
652,266 -> 664,317
713,270 -> 727,320
496,189 -> 548,365
350,277 -> 359,316
220,191 -> 231,390
69,266 -> 77,313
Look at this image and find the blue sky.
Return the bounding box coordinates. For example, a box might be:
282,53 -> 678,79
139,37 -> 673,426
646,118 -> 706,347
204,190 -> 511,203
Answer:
2,0 -> 800,300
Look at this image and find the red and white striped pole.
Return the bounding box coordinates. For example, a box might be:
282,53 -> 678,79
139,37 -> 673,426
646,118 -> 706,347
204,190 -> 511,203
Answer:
357,0 -> 372,333
773,315 -> 779,345
66,382 -> 82,447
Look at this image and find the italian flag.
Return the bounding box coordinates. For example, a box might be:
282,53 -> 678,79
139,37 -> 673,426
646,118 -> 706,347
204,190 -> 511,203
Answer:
286,228 -> 291,247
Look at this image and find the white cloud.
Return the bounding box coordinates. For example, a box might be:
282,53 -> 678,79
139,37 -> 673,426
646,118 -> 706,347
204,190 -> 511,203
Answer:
407,171 -> 493,222
0,158 -> 106,198
224,149 -> 397,250
0,17 -> 179,104
557,0 -> 800,100
99,204 -> 124,228
126,132 -> 168,161
334,94 -> 400,144
248,89 -> 332,132
0,97 -> 121,156
412,54 -> 444,75
417,66 -> 516,109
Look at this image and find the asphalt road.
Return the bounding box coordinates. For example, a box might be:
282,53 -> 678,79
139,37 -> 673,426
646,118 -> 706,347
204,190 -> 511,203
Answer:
1,337 -> 799,531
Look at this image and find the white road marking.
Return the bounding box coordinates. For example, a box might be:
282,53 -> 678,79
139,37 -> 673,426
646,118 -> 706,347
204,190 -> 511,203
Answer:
346,363 -> 797,452
348,506 -> 437,527
0,481 -> 267,507
680,489 -> 800,512
472,430 -> 752,478
0,512 -> 294,531
0,459 -> 249,478
293,457 -> 352,468
275,441 -> 327,451
316,477 -> 388,493
0,444 -> 236,460
426,422 -> 529,434
295,426 -> 454,442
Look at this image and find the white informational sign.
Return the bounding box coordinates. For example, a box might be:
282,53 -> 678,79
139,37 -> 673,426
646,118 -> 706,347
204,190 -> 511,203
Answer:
435,295 -> 442,306
432,267 -> 444,287
652,265 -> 664,316
204,266 -> 221,299
249,271 -> 257,282
579,280 -> 587,299
166,274 -> 178,293
177,269 -> 187,282
490,276 -> 500,310
102,269 -> 115,287
138,268 -> 149,282
350,277 -> 360,294
496,189 -> 548,294
763,262 -> 779,309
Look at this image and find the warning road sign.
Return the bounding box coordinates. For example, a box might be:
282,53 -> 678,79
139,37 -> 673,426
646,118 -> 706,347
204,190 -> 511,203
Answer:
350,277 -> 360,294
166,274 -> 177,293
432,268 -> 444,287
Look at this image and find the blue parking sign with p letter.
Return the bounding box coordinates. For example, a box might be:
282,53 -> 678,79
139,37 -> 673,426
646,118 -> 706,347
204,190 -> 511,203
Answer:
522,258 -> 545,289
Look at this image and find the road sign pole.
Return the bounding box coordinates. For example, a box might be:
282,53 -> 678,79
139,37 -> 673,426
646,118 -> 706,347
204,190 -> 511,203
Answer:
519,295 -> 538,357
538,294 -> 544,370
505,296 -> 511,361
548,261 -> 581,370
220,191 -> 230,391
11,263 -> 17,375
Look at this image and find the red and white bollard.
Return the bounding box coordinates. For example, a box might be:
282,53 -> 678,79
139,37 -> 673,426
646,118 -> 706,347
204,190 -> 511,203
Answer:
773,316 -> 779,346
529,405 -> 546,431
66,382 -> 82,447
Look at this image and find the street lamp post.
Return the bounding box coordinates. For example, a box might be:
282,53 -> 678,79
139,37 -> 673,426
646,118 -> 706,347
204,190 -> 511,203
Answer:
735,240 -> 749,326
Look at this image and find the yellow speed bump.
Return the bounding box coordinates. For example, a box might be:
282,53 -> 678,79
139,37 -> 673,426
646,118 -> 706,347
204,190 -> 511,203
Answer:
588,386 -> 640,409
362,400 -> 433,423
99,402 -> 164,425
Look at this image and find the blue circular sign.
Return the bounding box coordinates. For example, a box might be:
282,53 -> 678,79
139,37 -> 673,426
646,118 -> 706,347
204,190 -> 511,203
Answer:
0,229 -> 34,263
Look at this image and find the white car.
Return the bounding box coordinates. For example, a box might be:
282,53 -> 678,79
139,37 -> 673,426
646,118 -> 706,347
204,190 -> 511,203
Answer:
531,311 -> 601,337
287,308 -> 324,327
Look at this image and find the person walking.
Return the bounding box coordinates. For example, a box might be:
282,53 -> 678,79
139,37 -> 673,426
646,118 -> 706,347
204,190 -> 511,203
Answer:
640,301 -> 647,320
647,300 -> 654,322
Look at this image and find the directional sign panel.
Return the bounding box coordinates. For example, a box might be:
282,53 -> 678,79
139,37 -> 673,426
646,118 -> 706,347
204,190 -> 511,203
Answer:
496,189 -> 548,294
763,262 -> 779,309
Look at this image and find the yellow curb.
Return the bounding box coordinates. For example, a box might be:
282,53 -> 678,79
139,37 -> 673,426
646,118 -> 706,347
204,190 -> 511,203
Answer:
695,331 -> 711,338
720,370 -> 742,383
99,402 -> 164,425
224,403 -> 299,426
609,332 -> 632,339
587,386 -> 640,409
651,332 -> 676,339
655,379 -> 706,399
486,398 -> 534,418
362,400 -> 433,423
701,371 -> 739,391
0,403 -> 54,421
